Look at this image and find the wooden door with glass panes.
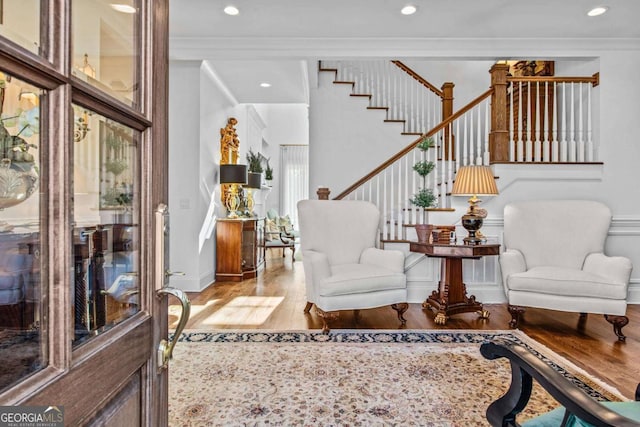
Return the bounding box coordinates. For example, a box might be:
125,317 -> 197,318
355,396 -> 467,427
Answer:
0,1 -> 188,425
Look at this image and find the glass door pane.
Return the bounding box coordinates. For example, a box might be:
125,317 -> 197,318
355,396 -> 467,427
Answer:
71,0 -> 140,108
72,105 -> 140,347
0,0 -> 41,55
0,73 -> 44,392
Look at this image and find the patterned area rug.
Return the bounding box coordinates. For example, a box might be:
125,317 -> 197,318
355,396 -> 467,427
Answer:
169,330 -> 623,426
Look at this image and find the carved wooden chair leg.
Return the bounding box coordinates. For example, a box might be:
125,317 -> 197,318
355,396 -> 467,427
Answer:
604,314 -> 629,342
303,301 -> 313,313
507,305 -> 525,328
316,307 -> 339,334
391,303 -> 409,325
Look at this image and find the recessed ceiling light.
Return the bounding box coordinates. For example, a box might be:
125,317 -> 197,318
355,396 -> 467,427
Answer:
587,6 -> 609,16
110,4 -> 136,14
401,5 -> 417,15
224,5 -> 240,16
260,83 -> 271,88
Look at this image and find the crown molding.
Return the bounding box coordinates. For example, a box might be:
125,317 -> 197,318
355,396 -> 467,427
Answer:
200,60 -> 239,106
170,37 -> 640,60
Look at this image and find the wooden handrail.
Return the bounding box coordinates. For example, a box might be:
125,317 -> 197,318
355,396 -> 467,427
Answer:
392,60 -> 445,98
507,72 -> 599,87
334,87 -> 494,200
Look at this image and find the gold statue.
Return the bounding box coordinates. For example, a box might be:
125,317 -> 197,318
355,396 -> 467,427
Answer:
220,117 -> 240,206
220,117 -> 239,165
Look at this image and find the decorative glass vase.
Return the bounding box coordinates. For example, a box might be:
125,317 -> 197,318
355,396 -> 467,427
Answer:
0,158 -> 39,209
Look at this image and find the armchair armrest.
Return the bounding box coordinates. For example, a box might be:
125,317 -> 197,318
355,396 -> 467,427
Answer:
499,249 -> 527,289
302,250 -> 331,285
480,339 -> 640,427
265,230 -> 293,245
360,247 -> 405,273
584,253 -> 633,285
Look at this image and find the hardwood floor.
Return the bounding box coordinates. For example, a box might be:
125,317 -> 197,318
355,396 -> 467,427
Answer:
170,249 -> 640,398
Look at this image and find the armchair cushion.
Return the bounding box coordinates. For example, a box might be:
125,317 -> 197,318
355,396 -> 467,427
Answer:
507,266 -> 628,300
322,263 -> 406,296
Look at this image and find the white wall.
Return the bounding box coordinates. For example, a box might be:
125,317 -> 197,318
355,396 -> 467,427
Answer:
254,103 -> 309,215
401,60 -> 495,109
168,60 -> 238,291
309,71 -> 417,196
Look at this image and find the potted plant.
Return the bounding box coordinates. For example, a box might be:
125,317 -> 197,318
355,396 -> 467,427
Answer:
409,136 -> 437,242
246,148 -> 264,187
264,158 -> 273,186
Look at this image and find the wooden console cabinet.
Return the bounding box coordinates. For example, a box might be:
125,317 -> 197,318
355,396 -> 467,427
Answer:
216,218 -> 265,282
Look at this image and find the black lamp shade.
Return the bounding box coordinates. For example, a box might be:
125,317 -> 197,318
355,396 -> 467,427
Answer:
247,172 -> 262,189
220,164 -> 247,185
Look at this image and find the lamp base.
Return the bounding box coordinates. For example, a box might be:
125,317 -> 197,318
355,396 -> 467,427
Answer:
461,214 -> 484,245
225,184 -> 241,218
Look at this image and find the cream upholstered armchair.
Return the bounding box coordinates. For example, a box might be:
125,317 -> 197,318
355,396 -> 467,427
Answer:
297,200 -> 408,333
500,200 -> 632,341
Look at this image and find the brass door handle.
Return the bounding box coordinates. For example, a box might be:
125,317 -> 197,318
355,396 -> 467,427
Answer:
156,287 -> 191,370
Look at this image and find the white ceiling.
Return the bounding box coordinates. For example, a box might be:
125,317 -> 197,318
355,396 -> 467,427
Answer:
169,0 -> 640,104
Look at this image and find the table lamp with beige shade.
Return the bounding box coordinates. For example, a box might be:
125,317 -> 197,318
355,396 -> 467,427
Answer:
451,165 -> 499,245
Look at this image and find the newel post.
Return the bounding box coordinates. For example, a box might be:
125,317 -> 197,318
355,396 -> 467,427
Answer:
489,63 -> 510,163
441,82 -> 455,160
317,187 -> 330,200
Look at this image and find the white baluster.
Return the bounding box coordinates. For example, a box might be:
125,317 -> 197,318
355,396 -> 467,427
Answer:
383,172 -> 388,239
484,100 -> 490,165
394,72 -> 399,120
448,123 -> 454,200
534,82 -> 541,162
543,82 -> 550,162
569,83 -> 576,162
509,82 -> 515,161
517,82 -> 524,162
455,120 -> 461,173
413,80 -> 419,133
476,105 -> 483,165
587,83 -> 593,162
552,82 -> 559,162
388,163 -> 396,239
577,83 -> 584,162
525,82 -> 532,162
560,82 -> 568,161
466,111 -> 472,165
403,156 -> 408,236
463,114 -> 469,166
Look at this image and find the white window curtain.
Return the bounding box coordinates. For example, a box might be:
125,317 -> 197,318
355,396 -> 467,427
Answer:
279,145 -> 309,227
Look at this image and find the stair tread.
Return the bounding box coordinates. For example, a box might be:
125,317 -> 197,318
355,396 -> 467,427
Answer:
350,94 -> 372,98
367,107 -> 389,110
384,119 -> 406,123
334,81 -> 355,85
